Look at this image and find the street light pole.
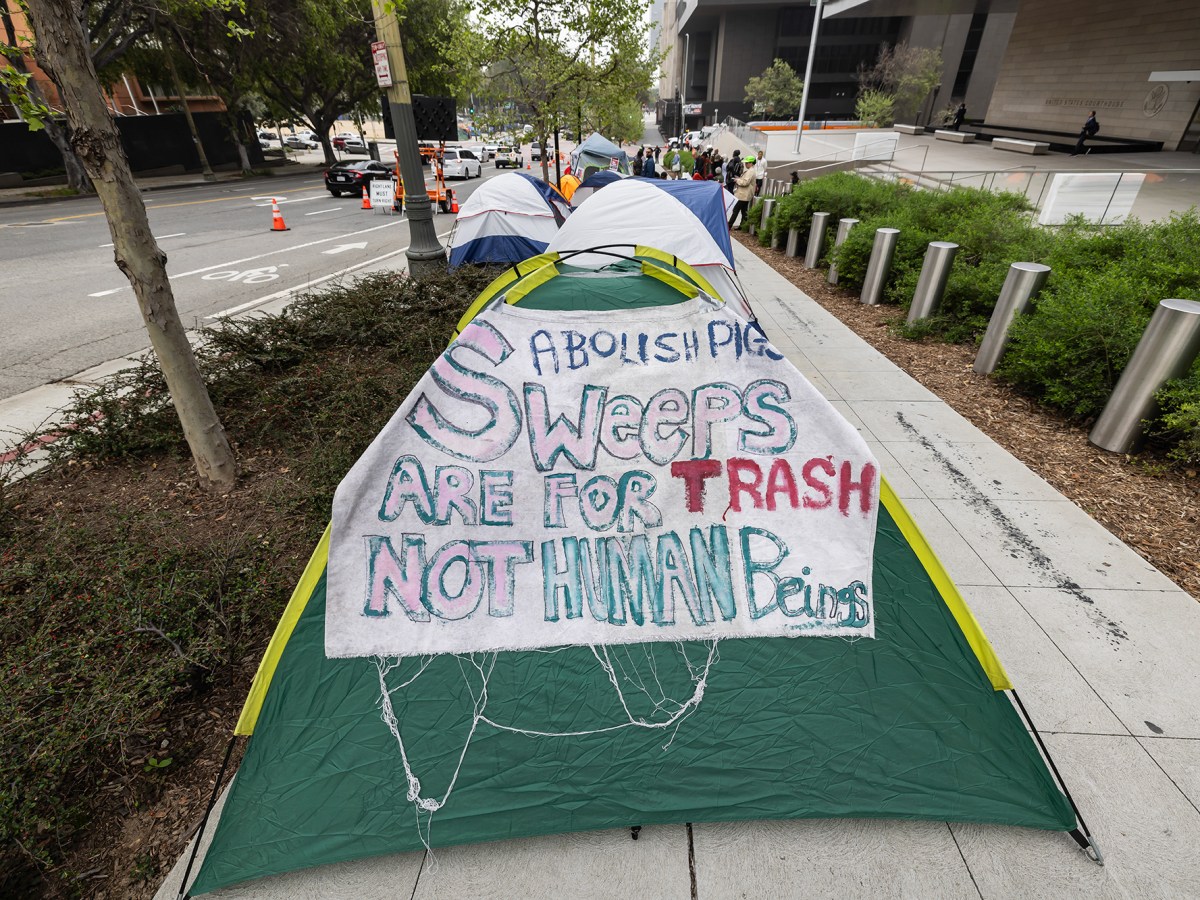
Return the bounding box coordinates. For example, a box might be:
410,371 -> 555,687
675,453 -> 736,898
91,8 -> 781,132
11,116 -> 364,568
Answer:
793,0 -> 825,155
371,0 -> 445,277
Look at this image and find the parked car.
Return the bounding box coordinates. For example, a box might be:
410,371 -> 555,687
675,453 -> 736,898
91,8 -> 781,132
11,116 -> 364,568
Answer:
333,135 -> 366,152
482,144 -> 499,161
530,142 -> 543,161
441,148 -> 482,180
324,160 -> 394,196
257,130 -> 279,143
494,146 -> 519,168
284,134 -> 319,150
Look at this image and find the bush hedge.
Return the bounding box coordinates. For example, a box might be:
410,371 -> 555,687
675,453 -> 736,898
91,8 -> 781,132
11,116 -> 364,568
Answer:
764,173 -> 1200,462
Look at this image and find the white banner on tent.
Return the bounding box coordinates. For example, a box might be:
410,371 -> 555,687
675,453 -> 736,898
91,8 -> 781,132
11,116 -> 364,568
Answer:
327,299 -> 878,658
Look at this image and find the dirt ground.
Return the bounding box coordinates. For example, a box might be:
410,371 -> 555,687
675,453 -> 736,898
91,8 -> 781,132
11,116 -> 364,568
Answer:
733,231 -> 1200,601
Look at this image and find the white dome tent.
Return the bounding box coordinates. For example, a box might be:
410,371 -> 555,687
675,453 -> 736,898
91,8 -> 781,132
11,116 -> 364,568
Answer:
548,178 -> 753,319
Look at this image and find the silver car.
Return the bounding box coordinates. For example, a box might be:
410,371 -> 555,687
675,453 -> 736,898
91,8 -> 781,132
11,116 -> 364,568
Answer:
441,148 -> 482,179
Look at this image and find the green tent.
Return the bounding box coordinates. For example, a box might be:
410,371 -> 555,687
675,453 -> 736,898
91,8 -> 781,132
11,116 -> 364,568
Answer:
183,256 -> 1097,896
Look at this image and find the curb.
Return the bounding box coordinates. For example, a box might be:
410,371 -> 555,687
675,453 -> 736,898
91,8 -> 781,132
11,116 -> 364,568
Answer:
0,164 -> 322,211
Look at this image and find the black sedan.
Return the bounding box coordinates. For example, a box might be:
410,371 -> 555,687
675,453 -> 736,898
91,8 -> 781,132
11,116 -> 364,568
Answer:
324,160 -> 394,196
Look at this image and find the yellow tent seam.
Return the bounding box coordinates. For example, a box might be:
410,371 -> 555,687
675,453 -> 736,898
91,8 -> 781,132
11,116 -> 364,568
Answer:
450,252 -> 560,343
879,477 -> 1012,691
233,523 -> 332,736
634,244 -> 723,300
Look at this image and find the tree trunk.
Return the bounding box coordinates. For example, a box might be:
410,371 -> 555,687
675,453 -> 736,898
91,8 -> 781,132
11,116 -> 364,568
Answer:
25,0 -> 238,492
162,34 -> 216,182
0,0 -> 93,193
42,116 -> 92,191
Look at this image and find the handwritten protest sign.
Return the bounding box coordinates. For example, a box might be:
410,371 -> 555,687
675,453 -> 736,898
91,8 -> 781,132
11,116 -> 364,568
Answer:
327,298 -> 878,658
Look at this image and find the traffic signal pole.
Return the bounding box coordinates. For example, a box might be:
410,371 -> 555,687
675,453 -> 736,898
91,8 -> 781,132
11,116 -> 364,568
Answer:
371,1 -> 446,277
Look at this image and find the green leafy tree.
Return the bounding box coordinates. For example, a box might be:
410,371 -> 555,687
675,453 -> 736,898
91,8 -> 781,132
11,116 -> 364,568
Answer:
248,0 -> 377,165
399,0 -> 482,102
477,0 -> 649,181
743,58 -> 803,120
22,0 -> 238,490
858,42 -> 942,122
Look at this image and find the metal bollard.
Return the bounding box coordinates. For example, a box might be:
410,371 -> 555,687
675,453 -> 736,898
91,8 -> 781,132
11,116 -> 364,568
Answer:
760,198 -> 775,231
973,262 -> 1052,374
907,242 -> 959,324
826,218 -> 859,285
786,227 -> 801,257
1089,298 -> 1200,453
803,212 -> 831,268
860,228 -> 900,305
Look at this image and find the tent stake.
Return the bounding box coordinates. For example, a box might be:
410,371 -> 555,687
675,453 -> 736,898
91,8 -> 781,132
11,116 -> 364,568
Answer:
177,735 -> 240,898
1010,690 -> 1104,866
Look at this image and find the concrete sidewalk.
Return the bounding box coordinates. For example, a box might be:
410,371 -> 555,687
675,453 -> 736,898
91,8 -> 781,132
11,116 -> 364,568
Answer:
140,242 -> 1194,898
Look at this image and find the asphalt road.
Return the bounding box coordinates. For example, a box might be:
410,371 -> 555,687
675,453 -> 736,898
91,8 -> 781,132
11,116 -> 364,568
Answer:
0,159 -> 515,401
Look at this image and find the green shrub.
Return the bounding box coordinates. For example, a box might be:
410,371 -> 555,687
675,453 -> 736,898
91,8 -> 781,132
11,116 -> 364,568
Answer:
1154,371 -> 1200,465
855,90 -> 896,128
0,268 -> 499,887
1002,212 -> 1200,421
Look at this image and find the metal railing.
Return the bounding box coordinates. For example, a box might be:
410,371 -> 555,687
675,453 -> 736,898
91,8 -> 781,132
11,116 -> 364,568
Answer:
856,166 -> 1200,224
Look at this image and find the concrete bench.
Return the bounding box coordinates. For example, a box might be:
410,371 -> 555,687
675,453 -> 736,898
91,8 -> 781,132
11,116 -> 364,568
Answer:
893,124 -> 924,135
935,130 -> 976,143
992,137 -> 1050,155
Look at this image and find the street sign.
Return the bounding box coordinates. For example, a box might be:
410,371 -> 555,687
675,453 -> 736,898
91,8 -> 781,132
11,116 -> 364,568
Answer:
684,103 -> 703,115
371,41 -> 392,89
370,179 -> 396,210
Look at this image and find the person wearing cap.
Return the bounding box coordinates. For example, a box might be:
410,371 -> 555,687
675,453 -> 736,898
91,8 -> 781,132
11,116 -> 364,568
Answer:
728,156 -> 756,229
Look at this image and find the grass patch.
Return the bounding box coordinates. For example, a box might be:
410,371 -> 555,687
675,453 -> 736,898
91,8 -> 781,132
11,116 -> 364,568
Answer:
0,267 -> 497,893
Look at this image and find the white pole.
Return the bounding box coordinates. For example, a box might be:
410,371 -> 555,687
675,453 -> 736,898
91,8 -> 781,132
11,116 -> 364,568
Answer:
793,0 -> 825,155
122,74 -> 142,115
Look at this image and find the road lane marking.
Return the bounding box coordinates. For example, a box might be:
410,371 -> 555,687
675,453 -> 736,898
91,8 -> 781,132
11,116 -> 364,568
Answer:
100,232 -> 186,248
323,242 -> 368,254
208,227 -> 453,319
86,220 -> 405,296
254,193 -> 327,206
305,207 -> 341,215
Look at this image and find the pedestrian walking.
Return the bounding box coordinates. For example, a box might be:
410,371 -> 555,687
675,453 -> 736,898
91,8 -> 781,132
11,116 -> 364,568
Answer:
951,102 -> 967,131
667,147 -> 683,179
728,156 -> 756,229
754,149 -> 766,195
653,145 -> 661,162
1072,110 -> 1099,156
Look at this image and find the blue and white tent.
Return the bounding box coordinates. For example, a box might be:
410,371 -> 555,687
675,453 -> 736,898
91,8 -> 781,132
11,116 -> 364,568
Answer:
568,169 -> 628,207
569,134 -> 631,180
447,172 -> 571,268
548,177 -> 753,318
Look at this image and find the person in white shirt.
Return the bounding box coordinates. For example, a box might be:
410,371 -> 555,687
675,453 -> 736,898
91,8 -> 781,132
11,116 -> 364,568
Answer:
754,150 -> 766,195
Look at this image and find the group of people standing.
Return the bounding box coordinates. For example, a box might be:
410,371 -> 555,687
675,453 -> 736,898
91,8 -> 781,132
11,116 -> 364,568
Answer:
631,141 -> 768,231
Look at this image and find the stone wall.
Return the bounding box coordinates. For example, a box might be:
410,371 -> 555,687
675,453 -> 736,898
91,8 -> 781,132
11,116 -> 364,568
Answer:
985,0 -> 1200,149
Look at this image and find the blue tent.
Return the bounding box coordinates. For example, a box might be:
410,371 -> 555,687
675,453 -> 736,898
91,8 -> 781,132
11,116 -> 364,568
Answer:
447,172 -> 570,268
570,134 -> 630,178
568,169 -> 628,207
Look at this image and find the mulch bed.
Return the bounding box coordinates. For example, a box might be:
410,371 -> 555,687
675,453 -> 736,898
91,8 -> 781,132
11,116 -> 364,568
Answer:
733,231 -> 1200,600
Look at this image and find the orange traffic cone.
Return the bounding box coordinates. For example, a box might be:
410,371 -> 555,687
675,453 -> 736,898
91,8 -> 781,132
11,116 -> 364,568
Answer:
449,191 -> 459,214
526,159 -> 531,170
270,198 -> 289,232
361,184 -> 372,210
